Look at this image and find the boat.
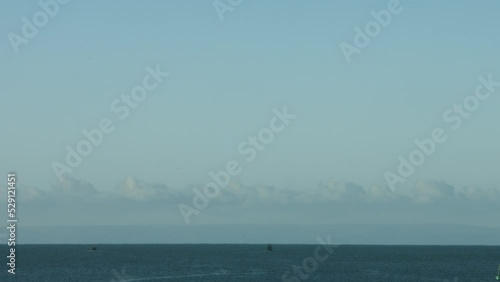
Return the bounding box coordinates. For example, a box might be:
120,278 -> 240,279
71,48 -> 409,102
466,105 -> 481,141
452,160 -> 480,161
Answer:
267,244 -> 273,251
90,245 -> 97,251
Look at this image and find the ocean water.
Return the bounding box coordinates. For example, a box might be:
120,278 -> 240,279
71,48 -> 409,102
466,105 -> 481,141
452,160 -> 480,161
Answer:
1,245 -> 499,281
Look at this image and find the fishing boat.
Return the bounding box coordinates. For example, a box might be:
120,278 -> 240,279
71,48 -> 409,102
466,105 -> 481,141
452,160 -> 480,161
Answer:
90,245 -> 97,251
267,244 -> 273,251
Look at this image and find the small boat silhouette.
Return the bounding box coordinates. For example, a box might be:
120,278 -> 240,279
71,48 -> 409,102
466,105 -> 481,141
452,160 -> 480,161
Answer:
90,245 -> 97,251
267,244 -> 273,251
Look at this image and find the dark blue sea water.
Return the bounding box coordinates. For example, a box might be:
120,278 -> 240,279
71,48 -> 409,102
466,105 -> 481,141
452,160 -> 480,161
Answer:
1,245 -> 499,281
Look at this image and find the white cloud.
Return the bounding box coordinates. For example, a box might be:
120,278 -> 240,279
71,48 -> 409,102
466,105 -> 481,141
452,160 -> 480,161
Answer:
316,179 -> 366,202
412,180 -> 456,204
4,177 -> 500,227
364,184 -> 398,202
457,185 -> 500,201
6,177 -> 499,208
114,176 -> 185,202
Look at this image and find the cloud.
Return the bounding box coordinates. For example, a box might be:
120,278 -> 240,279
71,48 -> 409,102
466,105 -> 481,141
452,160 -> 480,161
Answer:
0,184 -> 47,202
364,184 -> 399,202
4,176 -> 499,227
0,176 -> 102,204
411,180 -> 456,204
457,185 -> 500,201
206,179 -> 372,206
317,179 -> 367,202
5,177 -> 499,208
114,176 -> 181,202
21,185 -> 47,202
53,176 -> 99,197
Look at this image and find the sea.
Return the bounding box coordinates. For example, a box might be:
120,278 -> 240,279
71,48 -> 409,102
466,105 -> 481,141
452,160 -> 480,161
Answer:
1,245 -> 499,281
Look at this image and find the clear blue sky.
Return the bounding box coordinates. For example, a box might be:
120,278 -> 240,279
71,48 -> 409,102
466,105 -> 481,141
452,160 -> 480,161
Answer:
1,1 -> 499,234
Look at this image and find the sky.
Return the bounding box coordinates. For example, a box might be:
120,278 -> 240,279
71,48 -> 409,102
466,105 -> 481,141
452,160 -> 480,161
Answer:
1,1 -> 499,243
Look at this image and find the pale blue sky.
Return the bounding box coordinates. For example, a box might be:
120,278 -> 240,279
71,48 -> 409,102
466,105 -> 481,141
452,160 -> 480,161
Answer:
1,1 -> 499,231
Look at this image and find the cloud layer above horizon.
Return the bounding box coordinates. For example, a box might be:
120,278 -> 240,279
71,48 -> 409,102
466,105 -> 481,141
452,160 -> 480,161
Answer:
2,176 -> 498,227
